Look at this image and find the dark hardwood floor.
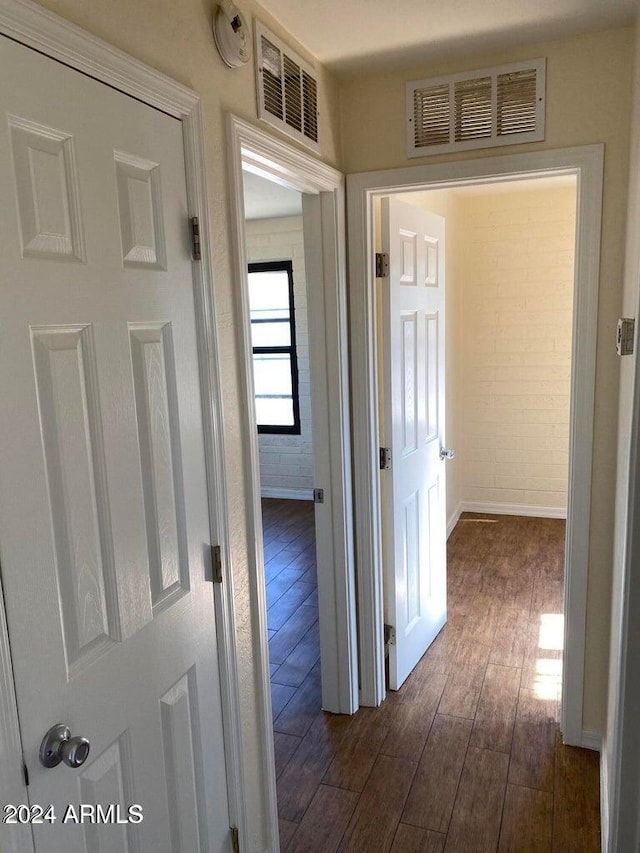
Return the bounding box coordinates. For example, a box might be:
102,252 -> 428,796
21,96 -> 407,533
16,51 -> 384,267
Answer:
262,501 -> 601,852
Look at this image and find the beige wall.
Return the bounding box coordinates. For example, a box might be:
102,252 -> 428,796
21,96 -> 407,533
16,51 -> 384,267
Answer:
396,182 -> 575,524
24,1 -> 342,848
459,184 -> 575,514
341,25 -> 634,735
245,216 -> 315,495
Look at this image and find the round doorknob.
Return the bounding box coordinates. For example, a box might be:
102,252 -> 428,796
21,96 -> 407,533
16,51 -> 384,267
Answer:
440,447 -> 456,460
39,723 -> 90,769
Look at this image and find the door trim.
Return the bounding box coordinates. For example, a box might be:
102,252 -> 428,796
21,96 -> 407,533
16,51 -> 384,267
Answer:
226,114 -> 358,851
0,0 -> 246,848
347,144 -> 604,745
606,240 -> 640,848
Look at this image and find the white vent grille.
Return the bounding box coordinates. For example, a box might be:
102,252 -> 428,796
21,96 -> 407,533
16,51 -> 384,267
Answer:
255,21 -> 319,152
407,59 -> 545,158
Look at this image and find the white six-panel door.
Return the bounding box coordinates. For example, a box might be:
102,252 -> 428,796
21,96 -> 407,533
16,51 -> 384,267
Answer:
381,197 -> 447,690
0,35 -> 230,852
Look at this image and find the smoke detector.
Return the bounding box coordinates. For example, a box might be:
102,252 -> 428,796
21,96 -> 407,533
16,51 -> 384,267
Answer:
213,0 -> 250,68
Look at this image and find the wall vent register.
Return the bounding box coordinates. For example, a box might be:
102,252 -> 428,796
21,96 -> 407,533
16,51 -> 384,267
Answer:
254,20 -> 319,152
406,58 -> 545,157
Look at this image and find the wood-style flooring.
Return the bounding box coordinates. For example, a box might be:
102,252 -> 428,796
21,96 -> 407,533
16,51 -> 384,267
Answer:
262,501 -> 601,852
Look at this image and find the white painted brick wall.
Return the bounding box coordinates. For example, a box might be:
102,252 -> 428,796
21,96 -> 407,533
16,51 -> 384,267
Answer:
245,216 -> 314,495
460,185 -> 576,512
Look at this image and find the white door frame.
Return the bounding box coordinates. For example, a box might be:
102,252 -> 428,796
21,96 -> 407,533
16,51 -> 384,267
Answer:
347,145 -> 604,747
225,114 -> 358,842
0,1 -> 245,850
606,283 -> 640,846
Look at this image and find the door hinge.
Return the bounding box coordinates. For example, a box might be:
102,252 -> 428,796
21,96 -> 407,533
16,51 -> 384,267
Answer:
211,544 -> 223,584
22,761 -> 29,787
190,216 -> 201,260
375,252 -> 389,278
384,624 -> 396,646
230,826 -> 240,853
313,488 -> 324,504
616,317 -> 635,355
379,447 -> 392,470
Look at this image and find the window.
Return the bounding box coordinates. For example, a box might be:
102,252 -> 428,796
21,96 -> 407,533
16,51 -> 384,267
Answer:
248,260 -> 301,434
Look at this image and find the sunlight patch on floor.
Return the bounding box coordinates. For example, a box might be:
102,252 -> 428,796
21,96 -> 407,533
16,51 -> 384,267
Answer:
459,518 -> 499,524
534,613 -> 564,702
539,613 -> 564,651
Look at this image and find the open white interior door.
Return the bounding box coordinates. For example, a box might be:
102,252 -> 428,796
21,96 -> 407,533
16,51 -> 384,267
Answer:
0,35 -> 230,852
381,196 -> 447,690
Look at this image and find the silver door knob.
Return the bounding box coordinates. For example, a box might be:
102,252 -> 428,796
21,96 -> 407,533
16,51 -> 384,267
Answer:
440,447 -> 455,460
39,723 -> 90,769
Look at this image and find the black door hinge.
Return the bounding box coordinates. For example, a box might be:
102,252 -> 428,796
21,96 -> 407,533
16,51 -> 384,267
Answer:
191,216 -> 201,260
384,623 -> 396,646
379,447 -> 391,470
212,544 -> 223,584
375,252 -> 389,278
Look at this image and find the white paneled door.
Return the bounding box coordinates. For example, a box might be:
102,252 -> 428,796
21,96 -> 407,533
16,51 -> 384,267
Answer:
0,36 -> 230,852
381,197 -> 447,690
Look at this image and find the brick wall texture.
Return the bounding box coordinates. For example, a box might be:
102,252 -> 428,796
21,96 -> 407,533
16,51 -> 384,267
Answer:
460,184 -> 576,511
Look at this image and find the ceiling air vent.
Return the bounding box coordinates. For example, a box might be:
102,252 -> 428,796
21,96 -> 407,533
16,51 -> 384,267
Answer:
255,21 -> 319,153
407,58 -> 545,158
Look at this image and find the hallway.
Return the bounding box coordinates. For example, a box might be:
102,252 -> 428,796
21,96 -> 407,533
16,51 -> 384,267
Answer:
264,504 -> 600,852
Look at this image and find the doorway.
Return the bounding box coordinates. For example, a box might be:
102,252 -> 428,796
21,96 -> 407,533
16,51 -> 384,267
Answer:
375,176 -> 576,732
241,170 -> 323,736
226,114 -> 358,849
347,146 -> 604,746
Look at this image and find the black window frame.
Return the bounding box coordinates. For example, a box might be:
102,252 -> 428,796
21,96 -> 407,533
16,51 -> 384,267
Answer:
249,259 -> 301,435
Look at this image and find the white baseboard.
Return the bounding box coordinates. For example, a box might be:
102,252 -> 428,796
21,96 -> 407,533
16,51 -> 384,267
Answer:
581,730 -> 602,752
461,501 -> 567,520
445,500 -> 564,537
447,502 -> 463,539
260,487 -> 314,501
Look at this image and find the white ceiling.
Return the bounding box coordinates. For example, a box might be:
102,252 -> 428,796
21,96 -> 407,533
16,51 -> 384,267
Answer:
243,169 -> 303,220
256,0 -> 637,72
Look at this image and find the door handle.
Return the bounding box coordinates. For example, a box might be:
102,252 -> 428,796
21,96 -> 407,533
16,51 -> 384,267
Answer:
39,723 -> 90,769
439,447 -> 455,461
